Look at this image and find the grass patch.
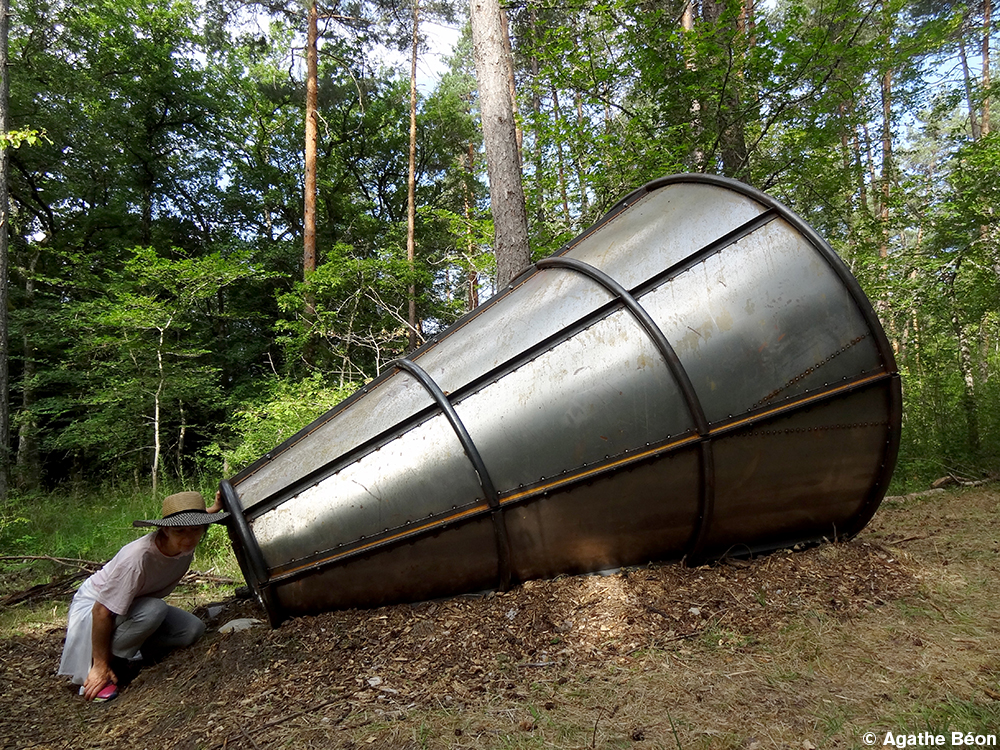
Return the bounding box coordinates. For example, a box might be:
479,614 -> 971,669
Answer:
0,481 -> 244,588
0,597 -> 70,637
890,697 -> 1000,738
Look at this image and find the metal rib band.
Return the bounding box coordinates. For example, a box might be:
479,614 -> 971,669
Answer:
534,256 -> 716,560
218,479 -> 285,626
390,357 -> 513,591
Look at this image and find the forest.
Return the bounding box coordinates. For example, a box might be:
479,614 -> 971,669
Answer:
2,0 -> 998,501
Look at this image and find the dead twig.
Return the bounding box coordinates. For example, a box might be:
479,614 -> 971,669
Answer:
892,534 -> 932,544
0,554 -> 101,569
179,571 -> 240,586
238,724 -> 263,750
591,703 -> 620,748
1,570 -> 91,605
645,605 -> 673,619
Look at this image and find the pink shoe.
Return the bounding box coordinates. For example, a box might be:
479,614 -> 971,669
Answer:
93,683 -> 118,702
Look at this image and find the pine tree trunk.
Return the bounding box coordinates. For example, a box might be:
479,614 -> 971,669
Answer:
463,142 -> 480,311
499,7 -> 522,159
681,1 -> 703,168
0,0 -> 10,501
304,0 -> 319,279
470,0 -> 530,288
877,63 -> 894,324
983,0 -> 992,135
301,0 -> 319,362
879,67 -> 892,264
960,37 -> 981,140
946,265 -> 981,461
702,0 -> 748,179
551,87 -> 571,225
574,90 -> 589,217
406,0 -> 420,351
529,9 -> 545,225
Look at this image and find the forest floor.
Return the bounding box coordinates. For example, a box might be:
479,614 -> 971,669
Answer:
1,487 -> 999,750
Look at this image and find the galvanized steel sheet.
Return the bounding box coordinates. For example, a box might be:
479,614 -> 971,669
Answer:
221,174 -> 902,626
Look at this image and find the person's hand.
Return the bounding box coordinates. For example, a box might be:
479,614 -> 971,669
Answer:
207,489 -> 224,514
83,662 -> 117,701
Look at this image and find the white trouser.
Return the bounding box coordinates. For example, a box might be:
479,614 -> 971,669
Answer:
59,578 -> 205,684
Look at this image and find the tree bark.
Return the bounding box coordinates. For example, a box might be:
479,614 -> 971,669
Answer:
304,0 -> 319,279
574,89 -> 589,217
499,7 -> 522,159
879,65 -> 892,259
946,264 -> 981,460
702,0 -> 749,179
959,36 -> 981,140
681,1 -> 703,168
469,0 -> 530,288
529,9 -> 545,226
463,141 -> 480,311
0,0 -> 11,501
551,86 -> 571,225
406,0 -> 419,350
982,0 -> 991,136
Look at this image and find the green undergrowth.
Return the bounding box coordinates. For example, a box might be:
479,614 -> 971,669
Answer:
0,482 -> 244,590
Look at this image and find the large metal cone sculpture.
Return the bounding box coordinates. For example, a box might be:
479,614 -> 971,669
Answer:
220,174 -> 901,626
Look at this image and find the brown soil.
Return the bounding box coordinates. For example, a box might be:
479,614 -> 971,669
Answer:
2,488 -> 1000,750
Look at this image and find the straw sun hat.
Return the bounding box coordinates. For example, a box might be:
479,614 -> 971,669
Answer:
133,491 -> 230,528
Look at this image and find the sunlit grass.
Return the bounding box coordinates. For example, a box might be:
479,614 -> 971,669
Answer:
0,481 -> 244,602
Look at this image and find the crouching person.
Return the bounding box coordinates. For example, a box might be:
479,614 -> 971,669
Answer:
58,491 -> 229,701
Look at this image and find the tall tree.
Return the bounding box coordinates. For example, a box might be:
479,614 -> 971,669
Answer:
0,0 -> 10,500
406,0 -> 420,350
469,0 -> 530,286
304,0 -> 319,281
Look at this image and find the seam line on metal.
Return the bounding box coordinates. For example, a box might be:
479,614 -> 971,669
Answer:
240,295 -> 632,524
230,208 -> 777,490
632,208 -> 780,299
390,357 -> 513,591
536,257 -> 710,434
534,256 -> 715,560
266,370 -> 895,586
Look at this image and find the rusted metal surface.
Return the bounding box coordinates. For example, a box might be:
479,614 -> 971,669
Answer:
221,174 -> 902,626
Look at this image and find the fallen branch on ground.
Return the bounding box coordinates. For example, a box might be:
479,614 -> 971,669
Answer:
0,554 -> 102,570
1,570 -> 92,605
0,556 -> 238,606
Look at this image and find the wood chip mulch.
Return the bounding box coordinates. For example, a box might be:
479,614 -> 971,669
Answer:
0,538 -> 914,750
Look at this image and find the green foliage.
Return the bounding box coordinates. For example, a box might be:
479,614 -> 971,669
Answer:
4,0 -> 1000,499
0,128 -> 49,150
0,486 -> 242,580
32,246 -> 261,483
277,245 -> 415,378
208,373 -> 356,475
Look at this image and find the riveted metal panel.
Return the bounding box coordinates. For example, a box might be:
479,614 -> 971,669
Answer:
457,307 -> 693,494
222,174 -> 901,625
234,372 -> 437,511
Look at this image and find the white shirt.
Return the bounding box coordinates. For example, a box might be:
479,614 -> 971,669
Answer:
58,532 -> 194,684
